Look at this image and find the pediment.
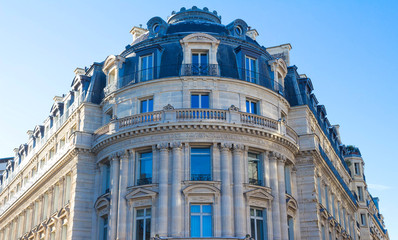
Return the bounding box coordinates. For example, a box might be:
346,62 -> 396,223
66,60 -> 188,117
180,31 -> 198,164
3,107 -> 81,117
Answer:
182,184 -> 220,196
244,188 -> 274,201
103,55 -> 125,73
180,33 -> 220,45
126,188 -> 157,201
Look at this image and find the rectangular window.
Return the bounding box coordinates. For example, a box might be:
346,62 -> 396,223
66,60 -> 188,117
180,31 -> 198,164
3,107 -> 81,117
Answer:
100,216 -> 108,240
250,208 -> 267,240
360,213 -> 366,226
190,204 -> 212,237
354,163 -> 360,175
64,175 -> 71,204
135,208 -> 151,240
317,177 -> 322,205
103,164 -> 111,194
357,186 -> 363,202
287,216 -> 294,240
248,153 -> 262,186
140,54 -> 153,81
137,152 -> 153,185
43,193 -> 49,220
191,93 -> 209,108
245,56 -> 258,83
192,52 -> 208,75
52,185 -> 59,212
331,195 -> 335,218
246,99 -> 258,114
285,166 -> 292,195
325,185 -> 329,211
190,148 -> 212,181
140,98 -> 154,113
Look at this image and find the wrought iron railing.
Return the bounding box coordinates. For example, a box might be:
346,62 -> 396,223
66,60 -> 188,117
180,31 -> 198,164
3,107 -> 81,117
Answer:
249,178 -> 262,186
137,177 -> 152,185
191,174 -> 212,181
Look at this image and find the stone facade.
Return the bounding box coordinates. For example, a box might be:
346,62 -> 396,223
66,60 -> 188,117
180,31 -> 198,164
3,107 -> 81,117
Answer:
0,6 -> 389,240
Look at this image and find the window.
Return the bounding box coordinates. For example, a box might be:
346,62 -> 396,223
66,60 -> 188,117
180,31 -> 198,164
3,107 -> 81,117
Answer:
325,185 -> 329,211
52,185 -> 59,212
137,152 -> 152,185
246,99 -> 258,114
192,52 -> 208,75
135,208 -> 151,240
248,153 -> 262,186
331,195 -> 336,218
43,193 -> 48,220
317,177 -> 322,204
140,98 -> 154,113
102,163 -> 110,194
360,213 -> 366,226
190,204 -> 212,237
140,54 -> 153,81
108,69 -> 116,85
64,175 -> 71,204
285,166 -> 292,195
245,56 -> 258,83
100,216 -> 108,240
250,208 -> 267,240
190,148 -> 212,181
191,93 -> 209,108
354,163 -> 360,175
357,186 -> 364,202
287,216 -> 294,240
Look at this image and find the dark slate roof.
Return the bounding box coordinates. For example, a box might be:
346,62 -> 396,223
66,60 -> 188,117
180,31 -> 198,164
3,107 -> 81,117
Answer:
167,21 -> 229,35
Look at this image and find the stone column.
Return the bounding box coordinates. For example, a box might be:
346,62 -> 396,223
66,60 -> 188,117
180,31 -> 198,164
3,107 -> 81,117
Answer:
108,153 -> 120,240
291,167 -> 301,240
233,144 -> 246,237
269,153 -> 281,240
157,143 -> 169,237
220,143 -> 234,237
171,142 -> 183,237
117,150 -> 130,240
277,156 -> 288,240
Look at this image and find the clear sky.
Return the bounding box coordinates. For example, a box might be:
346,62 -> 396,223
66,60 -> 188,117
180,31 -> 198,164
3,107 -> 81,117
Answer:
1,0 -> 397,237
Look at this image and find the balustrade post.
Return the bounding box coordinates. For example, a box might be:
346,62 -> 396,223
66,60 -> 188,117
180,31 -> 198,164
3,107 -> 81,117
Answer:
227,105 -> 241,124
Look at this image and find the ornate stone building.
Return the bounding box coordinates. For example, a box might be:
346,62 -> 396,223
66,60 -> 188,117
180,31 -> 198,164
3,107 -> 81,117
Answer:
0,6 -> 389,240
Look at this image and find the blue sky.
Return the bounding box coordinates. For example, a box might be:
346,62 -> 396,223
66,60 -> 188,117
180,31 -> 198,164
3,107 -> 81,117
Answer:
0,0 -> 397,237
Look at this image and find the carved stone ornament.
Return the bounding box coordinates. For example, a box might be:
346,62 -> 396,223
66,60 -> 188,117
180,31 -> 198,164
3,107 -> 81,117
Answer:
163,104 -> 174,110
228,105 -> 239,111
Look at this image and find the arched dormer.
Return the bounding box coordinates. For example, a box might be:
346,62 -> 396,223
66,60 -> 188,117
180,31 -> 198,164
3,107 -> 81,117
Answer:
102,55 -> 125,92
268,58 -> 288,92
180,33 -> 220,76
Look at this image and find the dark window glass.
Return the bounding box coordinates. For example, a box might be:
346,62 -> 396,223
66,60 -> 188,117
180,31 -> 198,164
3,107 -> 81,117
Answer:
140,99 -> 153,113
137,152 -> 152,185
191,94 -> 209,108
190,148 -> 211,181
190,204 -> 212,237
136,208 -> 151,240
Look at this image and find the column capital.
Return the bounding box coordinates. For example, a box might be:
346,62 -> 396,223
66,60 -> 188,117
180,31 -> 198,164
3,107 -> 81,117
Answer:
220,142 -> 233,151
233,144 -> 245,152
171,141 -> 183,149
157,142 -> 169,151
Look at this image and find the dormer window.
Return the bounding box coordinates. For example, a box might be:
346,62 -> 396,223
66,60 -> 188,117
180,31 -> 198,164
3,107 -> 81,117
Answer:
192,52 -> 208,75
245,56 -> 258,83
140,54 -> 153,82
108,69 -> 116,86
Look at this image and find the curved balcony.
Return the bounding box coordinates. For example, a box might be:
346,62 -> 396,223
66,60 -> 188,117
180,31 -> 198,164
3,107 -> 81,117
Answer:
94,107 -> 298,145
106,64 -> 286,97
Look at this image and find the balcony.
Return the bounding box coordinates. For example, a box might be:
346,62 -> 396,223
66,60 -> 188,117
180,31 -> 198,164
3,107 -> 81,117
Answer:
249,178 -> 262,186
191,174 -> 212,181
94,108 -> 298,145
107,64 -> 286,97
137,177 -> 152,185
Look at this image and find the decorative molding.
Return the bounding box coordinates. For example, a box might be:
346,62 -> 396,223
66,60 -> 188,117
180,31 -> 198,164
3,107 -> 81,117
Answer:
228,105 -> 239,111
163,104 -> 174,110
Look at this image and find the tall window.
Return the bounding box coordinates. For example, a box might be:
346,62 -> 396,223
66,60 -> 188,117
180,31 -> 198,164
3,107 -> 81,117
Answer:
248,153 -> 262,186
317,177 -> 322,205
137,152 -> 152,185
287,216 -> 294,240
354,163 -> 360,175
64,175 -> 71,204
357,186 -> 364,202
100,216 -> 108,240
325,185 -> 329,211
140,54 -> 153,81
190,204 -> 212,237
285,166 -> 292,195
331,195 -> 336,218
250,208 -> 267,240
190,148 -> 212,181
135,208 -> 151,240
140,98 -> 154,113
246,99 -> 258,114
52,185 -> 59,212
360,213 -> 366,226
192,52 -> 208,75
191,93 -> 209,108
245,56 -> 258,83
103,164 -> 110,194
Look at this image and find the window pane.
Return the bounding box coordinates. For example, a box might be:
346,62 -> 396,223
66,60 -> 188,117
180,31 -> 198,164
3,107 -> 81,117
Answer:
141,100 -> 147,113
201,95 -> 209,108
202,215 -> 212,237
148,99 -> 153,112
192,54 -> 199,65
246,100 -> 250,113
251,102 -> 257,114
137,209 -> 145,217
145,219 -> 151,240
250,208 -> 255,216
191,95 -> 199,108
251,219 -> 256,239
146,208 -> 151,216
136,219 -> 144,240
256,209 -> 263,217
148,55 -> 153,68
202,205 -> 212,213
190,215 -> 200,237
191,205 -> 200,213
256,219 -> 264,240
191,149 -> 211,180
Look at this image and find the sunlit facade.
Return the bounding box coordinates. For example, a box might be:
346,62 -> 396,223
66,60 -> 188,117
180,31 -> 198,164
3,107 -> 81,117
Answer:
0,6 -> 389,240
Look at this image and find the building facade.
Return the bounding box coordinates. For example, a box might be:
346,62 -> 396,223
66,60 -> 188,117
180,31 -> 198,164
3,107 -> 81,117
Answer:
0,6 -> 389,240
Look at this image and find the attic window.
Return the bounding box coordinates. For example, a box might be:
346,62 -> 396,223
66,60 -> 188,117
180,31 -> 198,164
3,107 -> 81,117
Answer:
108,69 -> 116,85
153,24 -> 160,33
235,26 -> 243,36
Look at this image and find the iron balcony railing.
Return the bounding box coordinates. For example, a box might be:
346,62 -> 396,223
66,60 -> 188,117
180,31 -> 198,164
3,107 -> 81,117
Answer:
191,174 -> 212,181
109,64 -> 286,97
249,178 -> 262,186
137,177 -> 152,185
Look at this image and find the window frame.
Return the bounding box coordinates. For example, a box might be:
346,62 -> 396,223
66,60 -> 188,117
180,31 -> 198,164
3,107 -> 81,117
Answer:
246,98 -> 259,115
191,51 -> 209,75
139,97 -> 154,114
134,207 -> 152,240
245,55 -> 258,83
190,147 -> 212,181
248,152 -> 263,186
190,204 -> 213,237
190,92 -> 210,109
250,207 -> 267,240
139,54 -> 154,82
136,151 -> 153,186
